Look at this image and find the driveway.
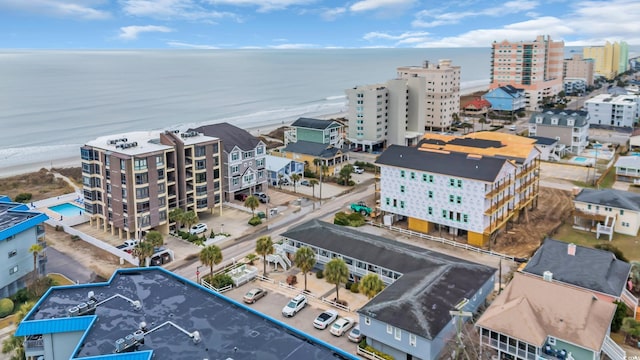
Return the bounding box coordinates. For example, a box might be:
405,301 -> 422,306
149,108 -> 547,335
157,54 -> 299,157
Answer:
46,246 -> 95,284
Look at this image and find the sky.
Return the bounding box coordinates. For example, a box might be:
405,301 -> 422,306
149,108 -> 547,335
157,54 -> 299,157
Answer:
0,0 -> 639,49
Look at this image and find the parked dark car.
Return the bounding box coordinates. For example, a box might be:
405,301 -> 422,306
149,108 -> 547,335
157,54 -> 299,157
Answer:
234,193 -> 249,201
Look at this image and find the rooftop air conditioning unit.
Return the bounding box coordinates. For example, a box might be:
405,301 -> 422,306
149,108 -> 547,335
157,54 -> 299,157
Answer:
77,302 -> 88,314
133,329 -> 145,342
115,338 -> 126,352
125,334 -> 135,346
543,271 -> 553,282
68,306 -> 79,317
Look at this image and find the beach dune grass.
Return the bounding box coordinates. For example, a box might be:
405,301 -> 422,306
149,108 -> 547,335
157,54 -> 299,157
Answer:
0,168 -> 76,202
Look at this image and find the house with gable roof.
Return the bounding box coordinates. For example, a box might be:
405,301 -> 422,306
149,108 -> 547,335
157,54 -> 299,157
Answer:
281,220 -> 497,360
462,98 -> 492,116
572,188 -> 640,238
482,85 -> 526,112
191,122 -> 267,201
614,156 -> 640,184
476,272 -> 622,360
285,117 -> 344,148
528,109 -> 590,154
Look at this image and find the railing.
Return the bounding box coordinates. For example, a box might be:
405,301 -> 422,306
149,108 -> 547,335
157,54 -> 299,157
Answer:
356,346 -> 389,360
24,337 -> 44,350
621,288 -> 638,318
255,274 -> 275,284
481,336 -> 536,360
320,297 -> 351,312
201,279 -> 233,293
368,222 -> 515,262
602,335 -> 625,360
484,194 -> 514,215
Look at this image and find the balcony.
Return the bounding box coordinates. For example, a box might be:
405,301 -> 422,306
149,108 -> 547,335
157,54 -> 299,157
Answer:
481,335 -> 536,360
484,195 -> 513,215
24,335 -> 44,357
485,180 -> 512,198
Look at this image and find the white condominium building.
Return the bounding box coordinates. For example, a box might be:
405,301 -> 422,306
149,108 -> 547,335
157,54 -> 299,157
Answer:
585,94 -> 639,128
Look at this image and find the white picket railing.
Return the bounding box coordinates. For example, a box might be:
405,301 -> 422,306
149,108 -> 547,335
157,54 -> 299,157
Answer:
621,288 -> 638,318
601,335 -> 625,360
201,279 -> 233,293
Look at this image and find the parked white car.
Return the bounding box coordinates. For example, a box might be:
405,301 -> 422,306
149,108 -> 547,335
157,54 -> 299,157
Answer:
348,325 -> 362,342
330,317 -> 355,336
352,166 -> 365,174
313,309 -> 338,330
282,294 -> 307,317
189,223 -> 208,235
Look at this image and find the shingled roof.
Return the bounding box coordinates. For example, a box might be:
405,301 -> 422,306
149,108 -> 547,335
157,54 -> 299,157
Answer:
281,220 -> 496,341
281,140 -> 341,158
191,122 -> 261,153
574,188 -> 640,212
291,117 -> 341,130
528,109 -> 589,127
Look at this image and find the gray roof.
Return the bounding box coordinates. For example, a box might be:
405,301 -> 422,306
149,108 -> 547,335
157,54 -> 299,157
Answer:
528,109 -> 589,127
18,268 -> 354,360
615,156 -> 640,170
281,140 -> 341,158
574,188 -> 640,211
191,122 -> 261,153
522,238 -> 631,297
376,145 -> 510,183
291,117 -> 342,130
281,220 -> 496,340
529,136 -> 558,146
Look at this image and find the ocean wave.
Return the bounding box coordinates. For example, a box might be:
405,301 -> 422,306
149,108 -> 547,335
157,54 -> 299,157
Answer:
0,144 -> 81,168
325,95 -> 347,101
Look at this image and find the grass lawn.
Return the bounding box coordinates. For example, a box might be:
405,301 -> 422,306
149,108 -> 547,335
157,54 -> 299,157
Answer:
571,167 -> 616,189
554,223 -> 640,262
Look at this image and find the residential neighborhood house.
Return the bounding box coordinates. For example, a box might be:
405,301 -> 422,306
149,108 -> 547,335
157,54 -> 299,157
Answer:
462,98 -> 492,116
265,154 -> 304,186
527,109 -> 590,154
0,196 -> 48,298
82,130 -> 223,238
476,272 -> 621,360
573,188 -> 640,239
284,117 -> 344,148
281,220 -> 496,360
614,156 -> 640,184
16,267 -> 356,360
629,129 -> 640,152
482,85 -> 526,112
273,140 -> 348,176
528,136 -> 563,161
192,122 -> 268,202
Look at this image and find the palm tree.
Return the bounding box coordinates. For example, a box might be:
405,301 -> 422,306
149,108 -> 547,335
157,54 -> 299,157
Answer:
255,236 -> 274,275
277,174 -> 284,189
2,301 -> 35,360
309,179 -> 319,198
339,164 -> 354,185
244,195 -> 259,217
199,245 -> 223,277
313,158 -> 322,177
290,173 -> 301,193
324,258 -> 348,302
132,241 -> 155,267
28,244 -> 43,282
145,230 -> 164,247
169,208 -> 185,230
294,246 -> 316,292
181,210 -> 199,230
359,273 -> 385,299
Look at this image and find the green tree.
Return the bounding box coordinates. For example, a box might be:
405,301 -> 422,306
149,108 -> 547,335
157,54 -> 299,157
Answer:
2,301 -> 35,360
290,173 -> 301,193
182,210 -> 199,231
277,174 -> 284,189
294,247 -> 316,292
594,243 -> 628,262
339,164 -> 354,186
612,301 -> 628,332
145,231 -> 164,247
359,273 -> 385,299
313,158 -> 322,177
28,244 -> 43,283
255,236 -> 274,275
169,208 -> 185,230
244,195 -> 260,217
309,179 -> 319,198
199,245 -> 223,277
132,241 -> 155,267
324,258 -> 349,302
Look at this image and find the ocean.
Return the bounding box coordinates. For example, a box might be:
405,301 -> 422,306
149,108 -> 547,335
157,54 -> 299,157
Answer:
0,46 -> 626,171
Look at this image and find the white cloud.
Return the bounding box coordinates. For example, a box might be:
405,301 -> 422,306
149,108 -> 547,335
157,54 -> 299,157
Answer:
120,0 -> 237,21
167,41 -> 218,48
118,25 -> 174,40
321,7 -> 346,21
0,0 -> 110,19
350,0 -> 415,12
412,0 -> 538,28
269,43 -> 316,49
205,0 -> 315,12
363,31 -> 429,41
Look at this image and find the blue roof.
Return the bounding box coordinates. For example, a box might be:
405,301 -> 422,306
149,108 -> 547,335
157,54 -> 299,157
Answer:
16,316 -> 96,336
0,196 -> 48,241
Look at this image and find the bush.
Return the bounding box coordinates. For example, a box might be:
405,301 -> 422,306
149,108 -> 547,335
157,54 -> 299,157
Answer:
188,234 -> 200,242
362,345 -> 394,360
0,298 -> 14,318
334,212 -> 350,226
316,270 -> 324,279
11,288 -> 30,304
334,212 -> 365,227
209,274 -> 234,289
350,283 -> 359,293
345,281 -> 353,290
612,301 -> 628,332
303,170 -> 317,178
594,244 -> 628,262
248,216 -> 262,226
14,193 -> 32,203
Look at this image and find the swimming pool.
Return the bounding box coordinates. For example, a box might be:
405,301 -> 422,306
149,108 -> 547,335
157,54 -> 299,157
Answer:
572,157 -> 588,162
49,203 -> 85,217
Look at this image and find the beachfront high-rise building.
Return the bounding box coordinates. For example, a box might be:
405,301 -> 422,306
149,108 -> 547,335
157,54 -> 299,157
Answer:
563,54 -> 595,86
490,35 -> 564,111
81,130 -> 223,239
583,41 -> 629,80
345,59 -> 460,150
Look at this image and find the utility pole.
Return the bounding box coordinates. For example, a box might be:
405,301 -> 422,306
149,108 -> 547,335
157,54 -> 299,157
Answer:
449,308 -> 473,360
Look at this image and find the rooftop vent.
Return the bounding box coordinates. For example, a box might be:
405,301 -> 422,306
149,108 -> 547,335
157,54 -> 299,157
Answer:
181,131 -> 199,138
115,338 -> 126,352
543,271 -> 553,282
68,306 -> 79,317
567,243 -> 576,256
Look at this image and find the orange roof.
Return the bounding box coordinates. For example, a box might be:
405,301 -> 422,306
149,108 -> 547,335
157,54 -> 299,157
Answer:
463,98 -> 491,109
420,131 -> 538,162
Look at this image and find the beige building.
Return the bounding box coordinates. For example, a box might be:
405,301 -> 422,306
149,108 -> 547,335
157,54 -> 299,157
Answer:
490,35 -> 564,111
573,188 -> 640,239
584,41 -> 629,80
81,130 -> 223,239
563,54 -> 594,86
397,59 -> 461,131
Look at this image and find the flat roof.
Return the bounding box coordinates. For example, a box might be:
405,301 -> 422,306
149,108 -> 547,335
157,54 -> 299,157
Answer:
85,131 -> 219,156
17,268 -> 356,360
0,196 -> 48,240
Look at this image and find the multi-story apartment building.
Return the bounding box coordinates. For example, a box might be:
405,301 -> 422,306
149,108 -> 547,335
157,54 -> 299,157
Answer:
285,117 -> 344,148
192,122 -> 267,201
584,41 -> 629,80
563,54 -> 594,86
376,132 -> 540,247
0,196 -> 48,298
490,35 -> 564,111
397,59 -> 461,131
563,78 -> 587,95
81,130 -> 222,238
585,94 -> 639,128
528,109 -> 590,154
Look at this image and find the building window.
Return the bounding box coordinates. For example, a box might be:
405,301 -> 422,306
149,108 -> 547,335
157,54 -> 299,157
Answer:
422,174 -> 428,182
442,209 -> 447,218
409,334 -> 416,347
400,201 -> 405,209
243,151 -> 253,159
386,325 -> 392,334
400,170 -> 405,178
231,165 -> 239,173
400,185 -> 405,193
428,207 -> 433,215
587,204 -> 591,210
231,152 -> 239,161
232,178 -> 239,186
456,196 -> 462,204
134,158 -> 147,171
195,145 -> 206,157
457,179 -> 462,188
410,172 -> 416,180
120,159 -> 126,170
428,191 -> 433,199
385,198 -> 390,206
449,178 -> 455,187
620,209 -> 625,215
365,317 -> 371,325
256,146 -> 264,155
463,214 -> 468,223
394,327 -> 401,341
548,337 -> 556,346
256,158 -> 265,167
156,155 -> 164,167
449,195 -> 455,203
8,250 -> 17,258
9,266 -> 18,275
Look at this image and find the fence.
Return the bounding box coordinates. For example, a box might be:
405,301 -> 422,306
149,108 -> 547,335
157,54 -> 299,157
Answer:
200,279 -> 233,293
320,297 -> 351,312
255,274 -> 275,284
367,222 -> 516,262
356,346 -> 389,360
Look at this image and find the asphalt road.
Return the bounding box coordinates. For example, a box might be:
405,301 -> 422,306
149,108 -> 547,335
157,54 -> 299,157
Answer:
46,246 -> 96,284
